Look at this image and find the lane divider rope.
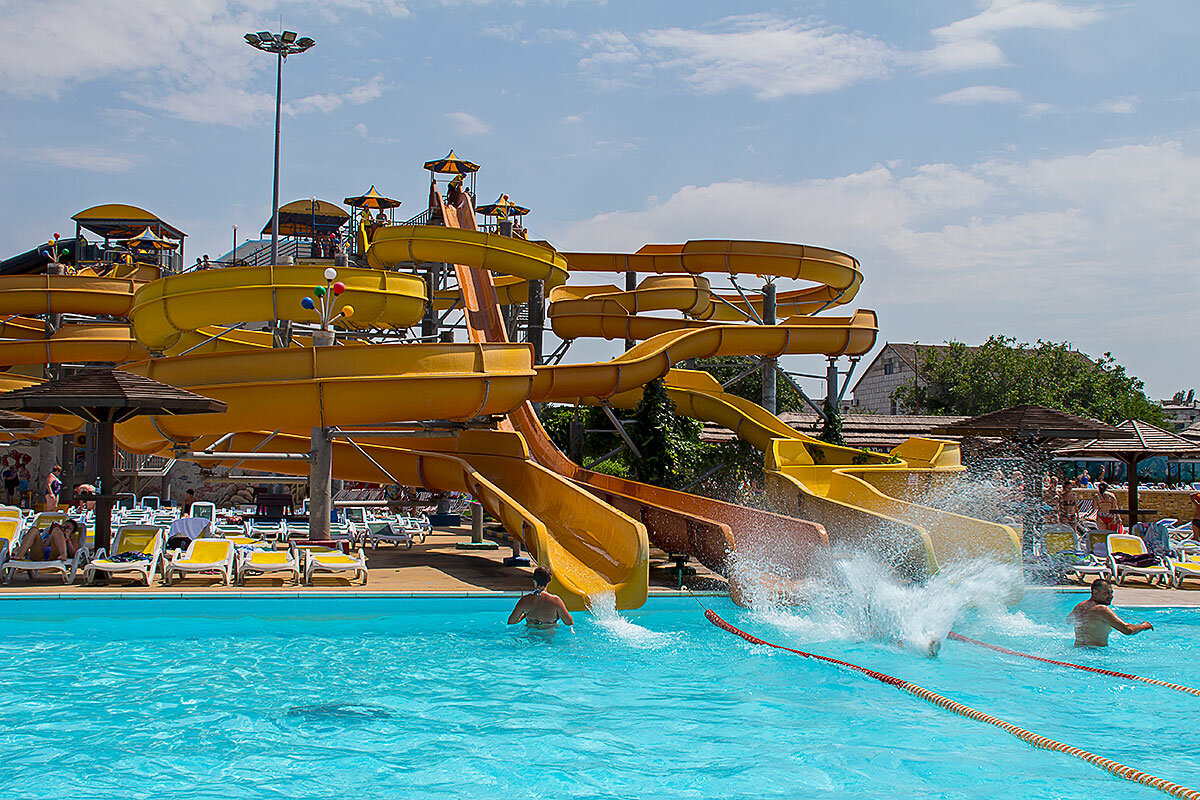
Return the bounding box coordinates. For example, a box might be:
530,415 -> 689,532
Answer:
947,632 -> 1200,697
705,609 -> 1200,800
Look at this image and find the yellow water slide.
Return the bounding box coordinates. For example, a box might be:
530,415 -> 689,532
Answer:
602,370 -> 1021,577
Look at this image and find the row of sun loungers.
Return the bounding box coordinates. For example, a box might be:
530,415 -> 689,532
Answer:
0,504 -> 425,587
1046,522 -> 1200,589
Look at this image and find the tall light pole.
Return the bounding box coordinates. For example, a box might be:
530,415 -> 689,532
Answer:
244,30 -> 315,268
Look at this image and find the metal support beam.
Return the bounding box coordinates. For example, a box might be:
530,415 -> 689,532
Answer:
825,356 -> 839,411
728,276 -> 765,325
721,361 -> 762,390
601,405 -> 642,459
341,435 -> 404,487
761,281 -> 777,414
584,445 -> 626,471
837,357 -> 861,405
187,452 -> 311,461
680,461 -> 728,493
776,365 -> 827,421
421,265 -> 439,340
329,429 -> 456,438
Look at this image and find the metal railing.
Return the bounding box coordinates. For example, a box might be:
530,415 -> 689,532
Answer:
114,449 -> 175,477
401,208 -> 434,226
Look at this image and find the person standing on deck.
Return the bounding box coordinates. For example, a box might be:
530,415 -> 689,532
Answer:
1096,482 -> 1119,532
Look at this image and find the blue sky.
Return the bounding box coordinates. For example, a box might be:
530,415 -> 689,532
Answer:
1,0 -> 1197,400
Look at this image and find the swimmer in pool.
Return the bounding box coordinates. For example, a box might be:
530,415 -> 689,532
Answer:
507,567 -> 574,629
1069,579 -> 1153,647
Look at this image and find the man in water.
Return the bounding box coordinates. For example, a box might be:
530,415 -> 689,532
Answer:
1068,579 -> 1153,647
507,567 -> 574,629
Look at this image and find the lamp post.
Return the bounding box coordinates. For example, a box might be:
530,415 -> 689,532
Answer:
231,224 -> 237,263
243,30 -> 316,268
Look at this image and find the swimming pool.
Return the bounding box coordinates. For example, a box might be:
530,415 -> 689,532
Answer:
0,589 -> 1194,799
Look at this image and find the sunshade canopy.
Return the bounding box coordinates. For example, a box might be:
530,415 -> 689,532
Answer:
72,203 -> 186,240
423,150 -> 479,175
0,368 -> 226,424
125,226 -> 178,250
476,193 -> 530,218
930,404 -> 1129,440
0,410 -> 43,432
1057,419 -> 1200,461
343,186 -> 402,210
261,199 -> 350,237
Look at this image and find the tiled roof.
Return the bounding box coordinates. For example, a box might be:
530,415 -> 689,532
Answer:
701,412 -> 968,450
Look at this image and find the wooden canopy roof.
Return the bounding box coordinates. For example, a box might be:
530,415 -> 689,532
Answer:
1057,419 -> 1200,461
930,404 -> 1128,440
0,368 -> 226,424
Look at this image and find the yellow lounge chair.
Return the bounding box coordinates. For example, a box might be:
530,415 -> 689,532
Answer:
236,549 -> 299,585
1170,557 -> 1200,589
165,538 -> 234,585
1107,533 -> 1172,587
297,544 -> 367,585
83,525 -> 164,586
2,514 -> 89,584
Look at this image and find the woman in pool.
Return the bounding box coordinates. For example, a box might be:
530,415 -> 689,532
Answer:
11,518 -> 81,562
507,567 -> 574,629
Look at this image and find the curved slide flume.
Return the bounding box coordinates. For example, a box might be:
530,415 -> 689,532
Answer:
419,193 -> 833,596
601,369 -> 1022,578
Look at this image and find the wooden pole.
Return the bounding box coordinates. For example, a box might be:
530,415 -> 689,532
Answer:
96,420 -> 115,554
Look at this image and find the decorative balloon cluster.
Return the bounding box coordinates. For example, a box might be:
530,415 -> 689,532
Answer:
40,233 -> 62,263
301,267 -> 355,331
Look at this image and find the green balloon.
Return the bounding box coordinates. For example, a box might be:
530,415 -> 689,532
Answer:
314,286 -> 326,297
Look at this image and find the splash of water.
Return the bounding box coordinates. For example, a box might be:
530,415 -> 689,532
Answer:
587,591 -> 672,648
733,551 -> 1026,658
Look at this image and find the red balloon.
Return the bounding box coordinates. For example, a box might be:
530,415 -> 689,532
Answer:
332,282 -> 345,295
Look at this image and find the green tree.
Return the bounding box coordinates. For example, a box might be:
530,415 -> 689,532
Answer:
818,397 -> 845,446
891,336 -> 1165,425
630,378 -> 679,486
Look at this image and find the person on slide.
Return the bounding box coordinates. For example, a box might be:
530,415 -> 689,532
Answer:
508,567 -> 574,629
1069,579 -> 1153,647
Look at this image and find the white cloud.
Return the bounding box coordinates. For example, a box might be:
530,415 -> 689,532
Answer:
1094,96 -> 1138,114
922,1 -> 1104,72
354,122 -> 369,138
0,1 -> 394,126
933,85 -> 1023,105
446,111 -> 490,135
1023,101 -> 1062,117
584,15 -> 894,98
20,145 -> 140,173
561,114 -> 583,125
547,141 -> 1200,396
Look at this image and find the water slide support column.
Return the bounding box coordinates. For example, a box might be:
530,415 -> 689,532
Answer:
826,357 -> 839,411
421,266 -> 439,340
761,282 -> 777,414
624,270 -> 637,352
527,279 -> 544,365
308,328 -> 334,538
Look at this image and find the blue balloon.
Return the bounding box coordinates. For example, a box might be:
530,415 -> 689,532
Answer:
301,296 -> 315,310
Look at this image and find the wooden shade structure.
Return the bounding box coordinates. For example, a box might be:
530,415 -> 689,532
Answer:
0,369 -> 225,552
1057,420 -> 1200,525
931,405 -> 1130,552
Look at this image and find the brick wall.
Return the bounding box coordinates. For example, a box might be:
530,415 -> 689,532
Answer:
1076,488 -> 1196,524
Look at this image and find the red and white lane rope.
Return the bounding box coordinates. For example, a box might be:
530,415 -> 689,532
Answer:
946,632 -> 1200,697
705,609 -> 1200,800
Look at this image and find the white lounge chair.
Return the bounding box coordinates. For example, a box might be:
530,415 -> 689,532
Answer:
2,519 -> 89,585
296,543 -> 367,585
165,539 -> 234,586
236,549 -> 300,585
1108,533 -> 1172,587
84,525 -> 163,586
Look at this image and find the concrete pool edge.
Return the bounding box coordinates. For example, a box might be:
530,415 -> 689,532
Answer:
0,589 -> 731,601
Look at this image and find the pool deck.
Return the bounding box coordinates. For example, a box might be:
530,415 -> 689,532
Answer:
0,524 -> 728,598
1,524 -> 1196,606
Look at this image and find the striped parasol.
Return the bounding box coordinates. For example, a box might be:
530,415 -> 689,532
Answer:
343,185 -> 402,210
476,194 -> 530,218
423,150 -> 480,175
124,226 -> 178,250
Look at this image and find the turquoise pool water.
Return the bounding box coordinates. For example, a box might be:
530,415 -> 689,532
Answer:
0,589 -> 1194,799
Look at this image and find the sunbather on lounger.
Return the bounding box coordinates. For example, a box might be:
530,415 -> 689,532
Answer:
1068,579 -> 1153,647
507,567 -> 573,629
11,519 -> 81,562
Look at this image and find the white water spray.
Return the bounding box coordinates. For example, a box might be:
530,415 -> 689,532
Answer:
587,591 -> 672,648
733,551 -> 1027,658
